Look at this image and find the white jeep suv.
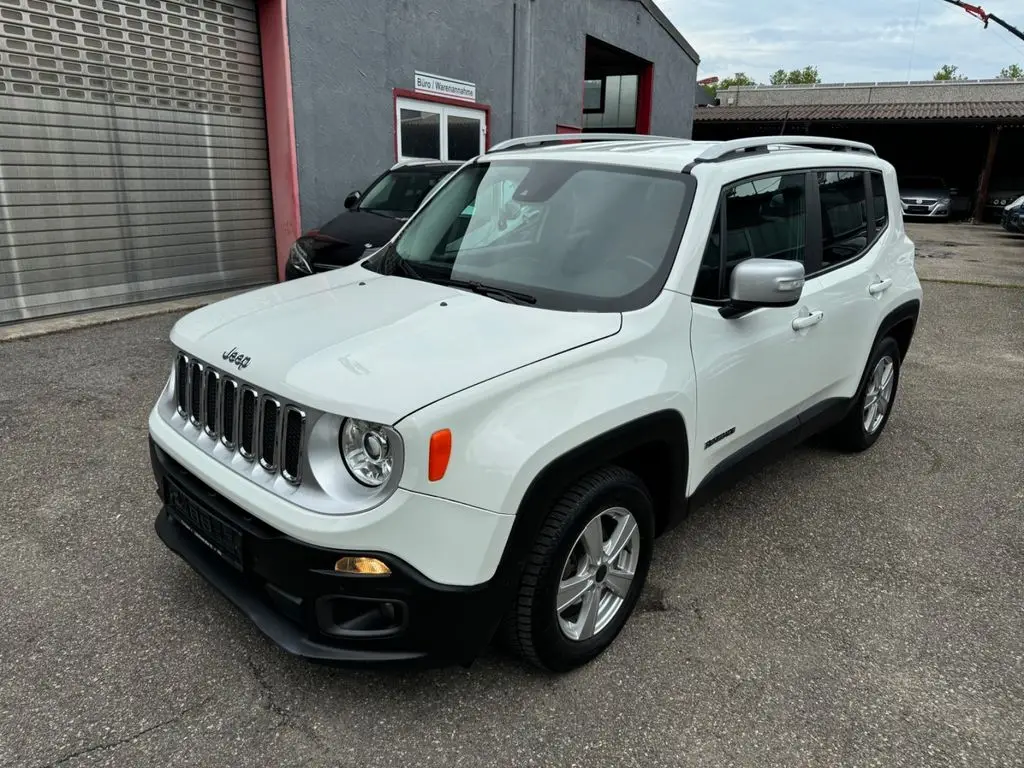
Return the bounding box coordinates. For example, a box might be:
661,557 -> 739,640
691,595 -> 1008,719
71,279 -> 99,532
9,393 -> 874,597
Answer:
148,134 -> 922,672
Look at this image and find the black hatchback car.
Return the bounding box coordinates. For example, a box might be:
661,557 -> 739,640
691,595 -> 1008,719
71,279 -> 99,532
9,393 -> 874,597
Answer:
285,160 -> 460,280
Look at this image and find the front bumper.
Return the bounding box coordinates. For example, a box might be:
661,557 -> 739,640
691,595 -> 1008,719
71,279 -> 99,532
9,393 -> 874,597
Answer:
901,201 -> 949,219
1001,210 -> 1024,232
151,439 -> 508,666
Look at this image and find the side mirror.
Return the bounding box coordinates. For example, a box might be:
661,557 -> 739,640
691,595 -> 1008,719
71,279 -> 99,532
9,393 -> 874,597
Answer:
344,191 -> 362,210
721,258 -> 805,318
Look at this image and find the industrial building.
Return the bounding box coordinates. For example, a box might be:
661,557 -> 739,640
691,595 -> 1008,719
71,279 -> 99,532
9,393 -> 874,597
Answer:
0,0 -> 699,325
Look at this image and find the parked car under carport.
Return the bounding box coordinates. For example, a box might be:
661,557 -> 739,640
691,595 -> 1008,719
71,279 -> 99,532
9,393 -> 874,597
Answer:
898,175 -> 957,221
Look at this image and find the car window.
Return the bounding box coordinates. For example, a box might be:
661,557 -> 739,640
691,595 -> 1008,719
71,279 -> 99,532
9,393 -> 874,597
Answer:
818,171 -> 869,269
870,172 -> 888,231
372,159 -> 693,312
360,170 -> 451,214
693,173 -> 807,301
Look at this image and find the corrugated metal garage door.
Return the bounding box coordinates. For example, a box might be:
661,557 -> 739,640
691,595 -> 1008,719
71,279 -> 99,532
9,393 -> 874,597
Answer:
0,0 -> 276,325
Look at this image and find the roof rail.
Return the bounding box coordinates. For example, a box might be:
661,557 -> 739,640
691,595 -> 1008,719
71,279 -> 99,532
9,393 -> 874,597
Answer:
488,133 -> 685,154
687,135 -> 877,168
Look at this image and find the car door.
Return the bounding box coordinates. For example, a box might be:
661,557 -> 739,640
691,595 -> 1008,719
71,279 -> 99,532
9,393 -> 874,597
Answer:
805,169 -> 889,402
689,171 -> 835,488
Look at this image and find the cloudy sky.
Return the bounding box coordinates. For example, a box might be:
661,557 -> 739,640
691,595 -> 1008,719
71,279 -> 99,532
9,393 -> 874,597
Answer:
658,0 -> 1024,83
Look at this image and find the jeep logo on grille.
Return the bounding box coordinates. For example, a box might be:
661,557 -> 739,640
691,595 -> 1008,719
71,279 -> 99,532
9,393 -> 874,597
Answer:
222,347 -> 251,370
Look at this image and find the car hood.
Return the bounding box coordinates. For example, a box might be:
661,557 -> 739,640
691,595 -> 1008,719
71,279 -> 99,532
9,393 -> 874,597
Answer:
898,187 -> 947,199
170,268 -> 622,424
310,211 -> 405,267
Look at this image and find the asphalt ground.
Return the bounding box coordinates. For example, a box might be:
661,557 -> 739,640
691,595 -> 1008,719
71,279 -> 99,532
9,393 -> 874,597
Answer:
907,220 -> 1024,288
1,245 -> 1022,766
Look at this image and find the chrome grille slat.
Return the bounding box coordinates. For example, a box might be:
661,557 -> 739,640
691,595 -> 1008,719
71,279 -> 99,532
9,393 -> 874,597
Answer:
170,352 -> 308,486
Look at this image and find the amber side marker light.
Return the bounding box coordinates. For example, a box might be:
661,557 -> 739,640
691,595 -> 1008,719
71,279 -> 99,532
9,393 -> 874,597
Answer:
334,557 -> 391,575
428,429 -> 452,482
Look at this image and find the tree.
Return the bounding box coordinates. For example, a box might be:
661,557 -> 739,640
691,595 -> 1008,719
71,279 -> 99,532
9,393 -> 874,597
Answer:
934,64 -> 968,81
705,72 -> 757,97
999,64 -> 1024,79
769,66 -> 822,85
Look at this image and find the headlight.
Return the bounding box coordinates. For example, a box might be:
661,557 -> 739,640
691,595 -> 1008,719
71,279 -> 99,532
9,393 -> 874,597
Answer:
938,197 -> 951,206
288,240 -> 313,274
340,418 -> 396,487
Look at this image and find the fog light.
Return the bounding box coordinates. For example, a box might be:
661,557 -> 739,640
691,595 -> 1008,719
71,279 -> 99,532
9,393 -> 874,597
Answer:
334,556 -> 391,575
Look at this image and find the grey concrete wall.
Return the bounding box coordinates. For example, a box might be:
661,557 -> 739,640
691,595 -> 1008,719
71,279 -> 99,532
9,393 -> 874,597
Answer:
288,0 -> 699,229
518,0 -> 698,138
287,0 -> 513,229
721,80 -> 1024,107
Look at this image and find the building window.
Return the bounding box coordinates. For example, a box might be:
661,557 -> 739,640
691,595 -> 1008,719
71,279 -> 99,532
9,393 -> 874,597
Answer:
398,106 -> 441,161
583,79 -> 605,113
395,96 -> 487,163
582,74 -> 638,131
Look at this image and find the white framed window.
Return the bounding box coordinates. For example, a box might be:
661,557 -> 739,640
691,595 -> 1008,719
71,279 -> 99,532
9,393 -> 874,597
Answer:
396,97 -> 487,163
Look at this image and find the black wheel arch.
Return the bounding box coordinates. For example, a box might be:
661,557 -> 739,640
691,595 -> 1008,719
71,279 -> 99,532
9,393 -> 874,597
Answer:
855,299 -> 920,398
476,410 -> 689,651
876,299 -> 920,359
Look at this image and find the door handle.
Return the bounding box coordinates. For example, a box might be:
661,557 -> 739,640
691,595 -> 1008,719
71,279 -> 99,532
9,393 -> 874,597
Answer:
792,310 -> 824,331
869,278 -> 893,295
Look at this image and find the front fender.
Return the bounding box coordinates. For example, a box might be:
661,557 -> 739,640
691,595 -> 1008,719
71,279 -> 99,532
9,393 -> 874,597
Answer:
395,293 -> 697,518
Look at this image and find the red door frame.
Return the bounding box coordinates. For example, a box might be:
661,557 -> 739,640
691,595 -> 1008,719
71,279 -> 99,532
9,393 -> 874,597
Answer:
636,63 -> 655,135
392,88 -> 492,162
257,0 -> 300,283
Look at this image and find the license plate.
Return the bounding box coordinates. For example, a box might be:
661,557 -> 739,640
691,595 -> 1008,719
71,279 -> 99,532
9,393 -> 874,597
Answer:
908,206 -> 929,214
166,479 -> 244,571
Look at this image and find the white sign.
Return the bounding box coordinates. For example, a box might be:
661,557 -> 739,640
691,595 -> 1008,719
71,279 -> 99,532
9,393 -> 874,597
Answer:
414,71 -> 477,102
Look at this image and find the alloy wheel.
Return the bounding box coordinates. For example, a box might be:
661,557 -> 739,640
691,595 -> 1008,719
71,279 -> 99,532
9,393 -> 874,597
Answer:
555,507 -> 641,642
863,355 -> 896,434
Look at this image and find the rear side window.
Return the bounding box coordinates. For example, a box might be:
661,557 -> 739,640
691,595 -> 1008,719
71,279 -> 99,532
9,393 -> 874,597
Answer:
870,171 -> 889,231
818,171 -> 868,269
693,173 -> 807,301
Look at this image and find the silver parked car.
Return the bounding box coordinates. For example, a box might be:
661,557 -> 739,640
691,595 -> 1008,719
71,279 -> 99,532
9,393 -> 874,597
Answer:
898,176 -> 955,221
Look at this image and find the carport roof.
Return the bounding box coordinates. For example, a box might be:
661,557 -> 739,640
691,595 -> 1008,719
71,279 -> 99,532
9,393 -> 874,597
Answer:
693,101 -> 1024,122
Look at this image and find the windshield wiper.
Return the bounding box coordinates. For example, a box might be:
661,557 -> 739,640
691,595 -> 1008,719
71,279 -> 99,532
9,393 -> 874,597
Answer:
430,277 -> 537,305
373,243 -> 419,278
374,247 -> 536,304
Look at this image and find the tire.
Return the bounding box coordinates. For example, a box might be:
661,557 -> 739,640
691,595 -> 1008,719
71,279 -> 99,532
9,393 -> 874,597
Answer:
501,466 -> 655,672
829,336 -> 902,452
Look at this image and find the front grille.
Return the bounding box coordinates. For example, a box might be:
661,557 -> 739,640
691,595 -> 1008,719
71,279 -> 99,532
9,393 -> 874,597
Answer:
221,380 -> 238,448
204,369 -> 219,436
239,388 -> 258,460
282,408 -> 305,483
175,355 -> 189,415
173,352 -> 307,485
188,361 -> 204,427
259,397 -> 280,471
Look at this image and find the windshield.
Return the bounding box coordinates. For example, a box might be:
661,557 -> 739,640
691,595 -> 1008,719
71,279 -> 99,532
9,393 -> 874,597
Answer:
364,160 -> 693,312
900,176 -> 945,190
359,169 -> 453,215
